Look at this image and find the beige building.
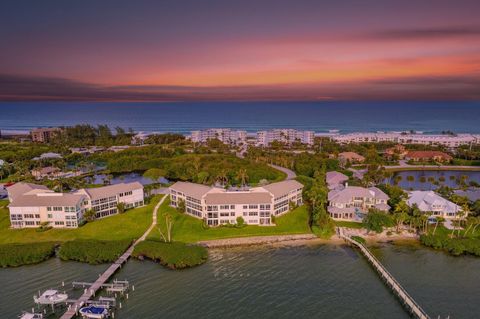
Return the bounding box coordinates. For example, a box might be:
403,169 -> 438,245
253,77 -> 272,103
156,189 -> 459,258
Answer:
169,180 -> 303,226
338,152 -> 365,165
327,185 -> 390,221
7,182 -> 144,228
31,127 -> 63,143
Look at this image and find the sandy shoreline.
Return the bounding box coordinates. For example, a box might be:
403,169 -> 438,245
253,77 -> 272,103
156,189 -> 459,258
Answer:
197,231 -> 419,249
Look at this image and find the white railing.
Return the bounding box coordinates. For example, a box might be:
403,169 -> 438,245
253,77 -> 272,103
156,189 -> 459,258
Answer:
338,228 -> 430,319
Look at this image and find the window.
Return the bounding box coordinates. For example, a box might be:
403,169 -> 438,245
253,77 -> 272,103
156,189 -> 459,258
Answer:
47,214 -> 52,218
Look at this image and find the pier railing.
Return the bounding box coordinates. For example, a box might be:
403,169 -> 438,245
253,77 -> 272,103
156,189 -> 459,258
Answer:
338,227 -> 430,319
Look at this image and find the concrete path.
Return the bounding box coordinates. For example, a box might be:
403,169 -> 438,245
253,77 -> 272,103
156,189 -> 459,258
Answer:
268,163 -> 297,180
60,195 -> 166,319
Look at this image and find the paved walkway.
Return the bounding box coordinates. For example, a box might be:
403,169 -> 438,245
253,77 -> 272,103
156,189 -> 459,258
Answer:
60,196 -> 166,319
268,163 -> 297,180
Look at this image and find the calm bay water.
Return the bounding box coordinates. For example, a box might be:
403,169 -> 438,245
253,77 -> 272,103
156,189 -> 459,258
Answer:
388,170 -> 480,190
1,243 -> 479,318
1,101 -> 480,134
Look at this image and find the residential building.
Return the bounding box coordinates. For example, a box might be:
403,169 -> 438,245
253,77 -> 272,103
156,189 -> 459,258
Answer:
327,185 -> 390,221
73,182 -> 145,219
169,180 -> 303,226
31,127 -> 63,143
407,191 -> 465,219
405,151 -> 452,163
7,183 -> 85,228
31,167 -> 61,180
326,171 -> 348,190
188,129 -> 247,145
7,182 -> 144,228
32,152 -> 63,161
256,129 -> 315,146
338,152 -> 365,165
384,145 -> 408,160
332,132 -> 477,148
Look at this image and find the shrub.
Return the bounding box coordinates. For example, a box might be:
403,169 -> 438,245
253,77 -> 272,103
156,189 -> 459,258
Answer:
133,240 -> 208,269
351,236 -> 366,245
0,242 -> 56,267
58,240 -> 132,264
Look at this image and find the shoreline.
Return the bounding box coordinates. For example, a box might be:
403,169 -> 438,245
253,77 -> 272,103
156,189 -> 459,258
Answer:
197,231 -> 420,249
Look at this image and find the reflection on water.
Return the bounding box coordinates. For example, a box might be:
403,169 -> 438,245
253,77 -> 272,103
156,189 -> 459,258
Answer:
89,172 -> 168,186
386,170 -> 480,190
1,244 -> 478,318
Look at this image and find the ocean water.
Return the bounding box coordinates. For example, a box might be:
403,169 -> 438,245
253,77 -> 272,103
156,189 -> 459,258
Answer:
1,243 -> 479,318
1,101 -> 480,134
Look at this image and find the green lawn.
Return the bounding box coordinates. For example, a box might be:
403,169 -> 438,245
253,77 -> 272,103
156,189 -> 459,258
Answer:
0,196 -> 161,244
334,220 -> 364,229
149,198 -> 312,243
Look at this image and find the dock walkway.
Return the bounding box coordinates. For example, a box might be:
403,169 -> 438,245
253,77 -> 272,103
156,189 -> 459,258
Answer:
60,196 -> 166,319
338,228 -> 430,319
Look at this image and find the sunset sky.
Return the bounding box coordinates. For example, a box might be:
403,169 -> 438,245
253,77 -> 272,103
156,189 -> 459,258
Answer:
1,0 -> 480,101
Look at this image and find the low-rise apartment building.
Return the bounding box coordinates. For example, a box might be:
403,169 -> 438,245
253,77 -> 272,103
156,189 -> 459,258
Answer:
169,180 -> 303,226
256,129 -> 315,146
7,182 -> 144,228
188,129 -> 247,145
327,185 -> 390,221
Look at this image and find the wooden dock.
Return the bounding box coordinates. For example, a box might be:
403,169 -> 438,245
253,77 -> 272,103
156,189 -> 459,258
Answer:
338,228 -> 430,319
60,196 -> 165,319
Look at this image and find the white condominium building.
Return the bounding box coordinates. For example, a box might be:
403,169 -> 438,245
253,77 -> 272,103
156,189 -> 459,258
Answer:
332,132 -> 478,148
169,180 -> 303,226
327,185 -> 390,221
256,129 -> 315,146
189,129 -> 247,145
73,182 -> 145,219
7,182 -> 144,229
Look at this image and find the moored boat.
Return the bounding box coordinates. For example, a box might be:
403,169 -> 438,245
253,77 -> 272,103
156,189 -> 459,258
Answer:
33,290 -> 68,305
79,305 -> 109,319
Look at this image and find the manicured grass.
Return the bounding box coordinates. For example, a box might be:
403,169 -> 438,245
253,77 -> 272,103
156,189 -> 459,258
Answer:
133,240 -> 208,269
149,198 -> 312,243
334,220 -> 364,229
0,196 -> 162,244
0,242 -> 56,267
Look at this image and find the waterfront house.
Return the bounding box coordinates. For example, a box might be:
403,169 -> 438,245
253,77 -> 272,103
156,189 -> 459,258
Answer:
169,180 -> 303,226
327,185 -> 390,221
405,151 -> 452,163
326,171 -> 348,190
407,191 -> 465,219
7,182 -> 144,228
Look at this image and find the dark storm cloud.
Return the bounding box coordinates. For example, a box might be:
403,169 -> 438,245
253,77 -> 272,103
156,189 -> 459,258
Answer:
1,73 -> 480,102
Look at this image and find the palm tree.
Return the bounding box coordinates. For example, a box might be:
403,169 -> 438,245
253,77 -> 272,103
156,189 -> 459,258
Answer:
236,168 -> 249,187
432,216 -> 445,235
217,170 -> 228,187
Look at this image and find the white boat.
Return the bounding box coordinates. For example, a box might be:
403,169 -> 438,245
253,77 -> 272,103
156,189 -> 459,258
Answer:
79,305 -> 109,319
33,289 -> 68,305
18,312 -> 43,319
